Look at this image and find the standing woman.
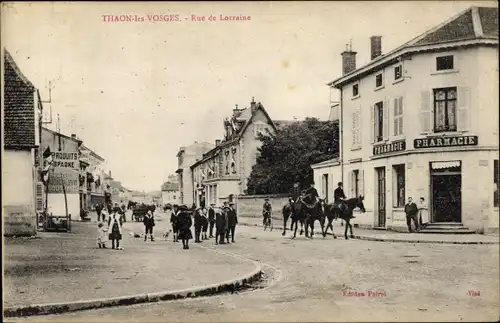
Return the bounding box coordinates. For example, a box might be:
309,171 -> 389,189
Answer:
108,207 -> 124,250
418,197 -> 429,228
177,205 -> 193,249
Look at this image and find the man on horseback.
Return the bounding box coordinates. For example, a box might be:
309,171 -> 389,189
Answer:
289,177 -> 301,216
334,182 -> 355,219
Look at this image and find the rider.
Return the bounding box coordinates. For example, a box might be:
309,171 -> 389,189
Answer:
289,176 -> 302,215
303,182 -> 319,206
334,182 -> 355,219
262,198 -> 272,225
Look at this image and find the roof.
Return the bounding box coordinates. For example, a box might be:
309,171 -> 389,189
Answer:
80,144 -> 105,162
3,49 -> 37,149
161,182 -> 179,191
329,6 -> 498,87
42,127 -> 83,144
190,101 -> 279,169
311,158 -> 340,169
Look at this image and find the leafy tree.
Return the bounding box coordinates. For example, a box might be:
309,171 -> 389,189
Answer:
246,118 -> 339,195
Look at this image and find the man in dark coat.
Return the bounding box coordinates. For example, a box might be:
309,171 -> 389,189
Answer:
104,185 -> 112,213
404,197 -> 419,233
177,205 -> 193,249
334,182 -> 354,219
215,207 -> 227,245
289,178 -> 301,216
303,182 -> 319,205
225,202 -> 238,243
208,203 -> 216,238
170,204 -> 180,242
143,208 -> 155,241
96,203 -> 104,222
262,198 -> 272,225
194,203 -> 208,243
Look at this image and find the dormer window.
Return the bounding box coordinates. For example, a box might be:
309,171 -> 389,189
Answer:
436,55 -> 454,71
352,84 -> 359,97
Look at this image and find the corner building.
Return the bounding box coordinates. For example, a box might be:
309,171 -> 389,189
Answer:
328,7 -> 499,233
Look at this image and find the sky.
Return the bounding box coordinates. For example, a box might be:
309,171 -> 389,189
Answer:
2,1 -> 496,192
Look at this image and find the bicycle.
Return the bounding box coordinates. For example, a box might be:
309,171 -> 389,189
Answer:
263,211 -> 273,231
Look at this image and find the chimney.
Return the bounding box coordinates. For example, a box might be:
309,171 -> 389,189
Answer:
341,43 -> 357,75
370,36 -> 382,60
232,104 -> 240,117
215,139 -> 221,146
250,97 -> 257,112
71,134 -> 76,139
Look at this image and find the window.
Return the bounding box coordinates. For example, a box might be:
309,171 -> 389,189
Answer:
495,160 -> 499,207
352,84 -> 359,97
393,165 -> 405,207
436,55 -> 454,71
352,170 -> 359,198
394,65 -> 402,80
322,174 -> 329,201
375,101 -> 384,142
433,87 -> 457,132
393,97 -> 404,136
351,107 -> 361,148
375,73 -> 383,88
173,195 -> 176,200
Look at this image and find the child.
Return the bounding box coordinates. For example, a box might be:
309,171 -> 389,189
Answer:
143,208 -> 155,242
97,222 -> 108,248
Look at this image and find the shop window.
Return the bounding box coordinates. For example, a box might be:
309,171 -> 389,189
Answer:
393,164 -> 405,207
495,160 -> 499,207
433,87 -> 457,132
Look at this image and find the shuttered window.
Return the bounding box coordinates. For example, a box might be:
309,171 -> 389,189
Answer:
434,87 -> 457,132
374,102 -> 384,142
494,160 -> 499,207
351,107 -> 361,148
35,182 -> 44,212
420,91 -> 431,134
393,97 -> 404,136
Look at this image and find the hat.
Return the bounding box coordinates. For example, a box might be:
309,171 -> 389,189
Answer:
98,222 -> 103,228
264,198 -> 269,201
179,205 -> 188,211
229,202 -> 235,206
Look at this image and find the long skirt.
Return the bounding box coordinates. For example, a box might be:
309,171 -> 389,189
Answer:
178,227 -> 192,240
108,223 -> 122,240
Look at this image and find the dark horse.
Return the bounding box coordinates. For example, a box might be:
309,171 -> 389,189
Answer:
303,198 -> 326,239
281,198 -> 305,239
322,196 -> 366,240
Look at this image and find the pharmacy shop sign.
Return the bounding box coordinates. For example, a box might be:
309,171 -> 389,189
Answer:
414,136 -> 478,149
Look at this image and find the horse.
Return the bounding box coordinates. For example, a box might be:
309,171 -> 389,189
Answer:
323,196 -> 366,240
302,198 -> 326,239
281,198 -> 308,239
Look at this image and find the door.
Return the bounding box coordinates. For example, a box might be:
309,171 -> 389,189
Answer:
431,174 -> 462,222
376,167 -> 386,227
322,174 -> 329,202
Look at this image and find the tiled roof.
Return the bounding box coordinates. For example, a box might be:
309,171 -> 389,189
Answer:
3,49 -> 37,149
161,182 -> 179,191
330,6 -> 498,87
479,7 -> 499,38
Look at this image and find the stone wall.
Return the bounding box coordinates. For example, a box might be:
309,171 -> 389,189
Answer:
235,194 -> 289,220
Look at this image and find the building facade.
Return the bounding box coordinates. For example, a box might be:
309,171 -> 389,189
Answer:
161,182 -> 180,206
40,127 -> 81,220
176,142 -> 214,206
190,98 -> 288,206
79,143 -> 106,209
328,6 -> 499,232
3,49 -> 42,236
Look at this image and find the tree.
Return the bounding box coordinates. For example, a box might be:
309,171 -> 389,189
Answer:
246,118 -> 339,195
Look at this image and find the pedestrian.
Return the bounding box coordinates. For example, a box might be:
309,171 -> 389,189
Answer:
170,204 -> 180,242
418,197 -> 429,228
96,203 -> 104,222
215,207 -> 227,245
404,197 -> 419,233
143,208 -> 155,242
108,207 -> 124,250
208,203 -> 216,238
104,185 -> 112,213
194,203 -> 208,243
177,205 -> 193,249
97,222 -> 108,248
226,202 -> 238,243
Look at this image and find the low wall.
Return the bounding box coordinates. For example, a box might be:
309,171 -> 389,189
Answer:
235,194 -> 289,220
3,205 -> 37,237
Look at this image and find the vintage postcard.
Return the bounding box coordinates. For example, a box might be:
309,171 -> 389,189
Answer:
2,1 -> 499,322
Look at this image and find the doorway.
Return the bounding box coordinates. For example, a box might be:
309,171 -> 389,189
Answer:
375,167 -> 386,227
430,161 -> 462,223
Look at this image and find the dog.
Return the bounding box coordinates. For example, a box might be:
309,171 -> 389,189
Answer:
162,229 -> 171,240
